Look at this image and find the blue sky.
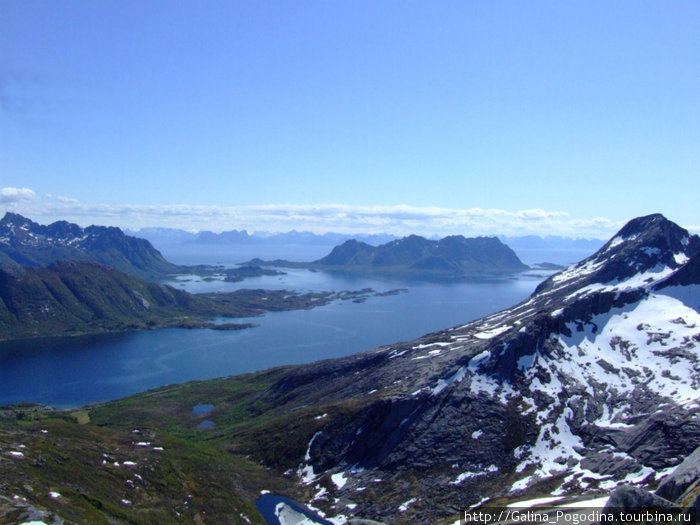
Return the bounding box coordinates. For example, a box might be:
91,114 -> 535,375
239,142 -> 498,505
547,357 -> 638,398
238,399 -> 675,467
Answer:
1,1 -> 698,237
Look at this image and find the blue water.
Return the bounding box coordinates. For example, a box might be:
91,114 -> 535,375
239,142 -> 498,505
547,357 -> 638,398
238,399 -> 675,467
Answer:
0,267 -> 551,408
256,494 -> 333,525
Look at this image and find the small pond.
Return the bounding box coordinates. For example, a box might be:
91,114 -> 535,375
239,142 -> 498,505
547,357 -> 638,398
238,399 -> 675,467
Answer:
256,494 -> 333,525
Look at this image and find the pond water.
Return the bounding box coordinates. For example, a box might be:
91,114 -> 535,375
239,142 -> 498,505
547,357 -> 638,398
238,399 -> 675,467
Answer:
256,494 -> 333,525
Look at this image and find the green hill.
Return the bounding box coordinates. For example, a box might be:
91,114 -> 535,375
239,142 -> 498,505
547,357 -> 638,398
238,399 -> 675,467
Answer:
315,234 -> 528,274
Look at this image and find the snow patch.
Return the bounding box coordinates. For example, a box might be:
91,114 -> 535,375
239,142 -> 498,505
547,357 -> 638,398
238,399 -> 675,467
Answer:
517,352 -> 537,371
450,464 -> 498,485
398,498 -> 417,512
431,366 -> 467,396
474,325 -> 511,339
508,496 -> 565,508
331,472 -> 348,489
298,431 -> 322,484
551,257 -> 606,284
674,252 -> 690,265
561,496 -> 610,508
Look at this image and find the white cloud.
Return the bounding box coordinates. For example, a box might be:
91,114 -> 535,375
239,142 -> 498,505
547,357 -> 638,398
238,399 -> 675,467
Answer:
0,187 -> 36,203
517,209 -> 569,221
0,194 -> 625,239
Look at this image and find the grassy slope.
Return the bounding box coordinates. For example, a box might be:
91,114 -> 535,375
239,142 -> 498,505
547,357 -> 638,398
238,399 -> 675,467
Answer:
0,261 -> 355,341
0,372 -> 311,524
0,361 -> 423,523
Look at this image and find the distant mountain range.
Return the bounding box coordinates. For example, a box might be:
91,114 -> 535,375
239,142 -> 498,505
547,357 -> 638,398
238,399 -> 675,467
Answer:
1,213 -> 182,280
1,213 -> 531,279
126,226 -> 604,263
125,227 -> 399,247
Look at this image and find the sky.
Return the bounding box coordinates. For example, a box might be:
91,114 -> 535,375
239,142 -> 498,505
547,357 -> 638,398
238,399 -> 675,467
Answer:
1,1 -> 698,238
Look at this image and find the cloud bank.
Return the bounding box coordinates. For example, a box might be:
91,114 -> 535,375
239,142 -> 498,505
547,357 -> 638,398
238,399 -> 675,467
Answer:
1,187 -> 626,239
0,187 -> 36,203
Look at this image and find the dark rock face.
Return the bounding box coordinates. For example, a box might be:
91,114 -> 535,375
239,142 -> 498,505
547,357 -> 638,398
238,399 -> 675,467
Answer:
241,214 -> 700,523
0,212 -> 181,280
656,447 -> 700,503
604,485 -> 680,512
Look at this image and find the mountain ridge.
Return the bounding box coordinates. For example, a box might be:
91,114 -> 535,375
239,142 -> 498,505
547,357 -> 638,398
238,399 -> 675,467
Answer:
127,226 -> 605,265
0,212 -> 183,280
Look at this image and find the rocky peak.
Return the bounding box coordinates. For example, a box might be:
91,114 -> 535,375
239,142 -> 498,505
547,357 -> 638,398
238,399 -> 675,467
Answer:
0,212 -> 41,244
534,213 -> 700,297
0,213 -> 180,279
316,239 -> 375,266
0,211 -> 34,227
0,212 -> 86,247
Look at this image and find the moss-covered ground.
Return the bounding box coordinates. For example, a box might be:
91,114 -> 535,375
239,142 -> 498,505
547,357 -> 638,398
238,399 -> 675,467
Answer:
0,370 -> 327,524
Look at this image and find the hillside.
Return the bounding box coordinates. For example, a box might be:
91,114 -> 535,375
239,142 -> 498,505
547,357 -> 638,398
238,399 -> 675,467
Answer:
245,234 -> 529,276
315,234 -> 528,274
0,213 -> 183,280
1,214 -> 699,524
0,260 -> 389,341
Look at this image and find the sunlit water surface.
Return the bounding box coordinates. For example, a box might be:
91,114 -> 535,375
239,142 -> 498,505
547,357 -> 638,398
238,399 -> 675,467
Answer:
0,245 -> 559,408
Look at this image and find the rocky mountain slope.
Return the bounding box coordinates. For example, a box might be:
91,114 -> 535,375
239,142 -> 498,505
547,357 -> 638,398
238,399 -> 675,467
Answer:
225,213 -> 700,522
0,213 -> 182,280
1,213 -> 698,524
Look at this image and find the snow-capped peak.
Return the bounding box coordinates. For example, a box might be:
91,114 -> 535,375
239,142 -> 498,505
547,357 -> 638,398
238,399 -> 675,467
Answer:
534,214 -> 700,297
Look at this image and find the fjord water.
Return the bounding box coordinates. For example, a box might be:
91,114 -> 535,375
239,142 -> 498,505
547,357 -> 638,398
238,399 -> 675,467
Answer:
0,269 -> 547,407
0,242 -> 558,408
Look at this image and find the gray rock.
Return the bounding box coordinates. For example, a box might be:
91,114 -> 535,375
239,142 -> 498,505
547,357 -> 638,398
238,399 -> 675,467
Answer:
688,491 -> 700,524
656,446 -> 700,503
604,485 -> 679,512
